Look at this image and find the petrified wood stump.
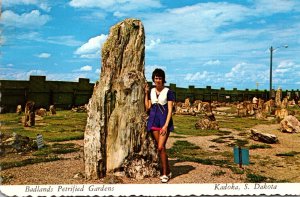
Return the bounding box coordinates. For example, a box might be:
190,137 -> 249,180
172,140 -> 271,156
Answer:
250,129 -> 278,144
84,19 -> 158,180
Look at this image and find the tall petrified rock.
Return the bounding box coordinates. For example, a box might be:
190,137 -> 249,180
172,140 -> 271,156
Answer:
84,19 -> 158,180
275,87 -> 282,107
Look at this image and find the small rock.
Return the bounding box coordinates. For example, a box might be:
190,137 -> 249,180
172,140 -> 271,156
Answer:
73,172 -> 85,179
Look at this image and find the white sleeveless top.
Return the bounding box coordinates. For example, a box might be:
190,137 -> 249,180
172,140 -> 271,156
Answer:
150,87 -> 169,105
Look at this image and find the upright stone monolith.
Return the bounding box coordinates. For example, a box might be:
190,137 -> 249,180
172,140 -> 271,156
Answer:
275,87 -> 282,107
84,19 -> 159,180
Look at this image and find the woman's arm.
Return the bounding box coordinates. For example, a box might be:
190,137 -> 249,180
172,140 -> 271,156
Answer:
144,84 -> 151,111
160,100 -> 173,135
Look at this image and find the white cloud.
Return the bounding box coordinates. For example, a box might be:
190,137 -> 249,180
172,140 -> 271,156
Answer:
0,69 -> 48,80
225,63 -> 245,78
144,2 -> 252,42
80,65 -> 93,71
2,0 -> 51,12
95,69 -> 101,74
0,10 -> 51,28
274,60 -> 300,77
184,71 -> 209,81
146,38 -> 161,50
277,60 -> 297,69
47,36 -> 83,47
14,33 -> 83,47
37,53 -> 51,58
204,60 -> 220,66
253,0 -> 300,14
75,35 -> 107,58
113,11 -> 126,18
7,64 -> 14,67
69,0 -> 162,11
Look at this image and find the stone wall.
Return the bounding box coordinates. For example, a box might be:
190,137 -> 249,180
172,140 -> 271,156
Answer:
0,76 -> 93,113
1,76 -> 298,113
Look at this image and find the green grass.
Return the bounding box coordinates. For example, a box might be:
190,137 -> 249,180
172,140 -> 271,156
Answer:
229,166 -> 245,174
218,117 -> 271,131
32,143 -> 79,156
246,173 -> 269,182
275,151 -> 300,157
211,170 -> 226,176
249,144 -> 272,149
173,115 -> 233,136
169,135 -> 187,139
1,157 -> 62,170
167,140 -> 233,167
0,111 -> 86,142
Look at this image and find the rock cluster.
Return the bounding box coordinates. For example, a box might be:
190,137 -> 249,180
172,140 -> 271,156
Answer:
0,132 -> 37,155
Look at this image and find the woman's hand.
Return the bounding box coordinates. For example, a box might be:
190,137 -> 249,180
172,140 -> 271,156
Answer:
160,125 -> 168,136
144,83 -> 149,94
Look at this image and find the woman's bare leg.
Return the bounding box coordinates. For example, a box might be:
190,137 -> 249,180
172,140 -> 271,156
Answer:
157,131 -> 170,175
152,131 -> 170,175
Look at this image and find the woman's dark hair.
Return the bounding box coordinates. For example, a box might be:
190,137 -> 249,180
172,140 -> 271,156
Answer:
152,68 -> 166,83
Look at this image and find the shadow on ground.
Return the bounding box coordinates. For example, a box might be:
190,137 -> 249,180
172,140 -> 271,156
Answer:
169,159 -> 196,179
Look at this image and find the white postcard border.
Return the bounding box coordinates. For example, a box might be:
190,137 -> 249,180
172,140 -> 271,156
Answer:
0,183 -> 299,196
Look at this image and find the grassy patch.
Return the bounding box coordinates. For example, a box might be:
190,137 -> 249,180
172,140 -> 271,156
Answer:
215,130 -> 232,136
229,166 -> 245,174
1,174 -> 14,184
32,143 -> 79,156
173,115 -> 235,136
211,170 -> 226,176
211,138 -> 228,143
218,117 -> 271,131
275,151 -> 300,157
245,173 -> 286,183
1,157 -> 61,170
170,135 -> 187,139
249,144 -> 272,149
168,140 -> 232,167
246,173 -> 269,182
222,107 -> 237,114
0,111 -> 86,142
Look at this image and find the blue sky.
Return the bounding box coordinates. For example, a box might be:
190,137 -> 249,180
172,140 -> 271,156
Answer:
1,0 -> 300,90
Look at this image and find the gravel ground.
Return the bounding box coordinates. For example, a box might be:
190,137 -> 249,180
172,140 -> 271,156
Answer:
1,122 -> 300,185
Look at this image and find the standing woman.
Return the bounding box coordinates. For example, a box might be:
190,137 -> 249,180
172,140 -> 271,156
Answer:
144,68 -> 175,183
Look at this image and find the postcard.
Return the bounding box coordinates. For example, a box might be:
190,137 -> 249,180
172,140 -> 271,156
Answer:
1,0 -> 300,196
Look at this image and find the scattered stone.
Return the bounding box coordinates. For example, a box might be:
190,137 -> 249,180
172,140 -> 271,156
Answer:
195,113 -> 219,130
49,105 -> 56,115
71,105 -> 87,113
184,97 -> 191,108
16,105 -> 22,115
23,101 -> 35,127
275,108 -> 289,119
0,132 -> 37,154
255,109 -> 267,120
103,175 -> 124,184
275,87 -> 282,107
280,115 -> 300,133
36,108 -> 47,117
263,99 -> 275,114
73,172 -> 85,179
281,97 -> 288,109
250,129 -> 278,144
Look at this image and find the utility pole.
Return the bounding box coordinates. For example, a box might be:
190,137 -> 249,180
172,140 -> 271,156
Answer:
269,46 -> 273,99
269,45 -> 288,99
